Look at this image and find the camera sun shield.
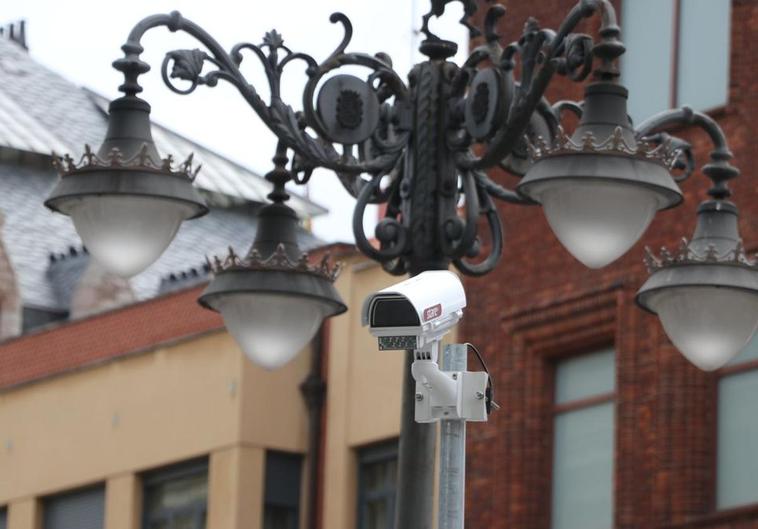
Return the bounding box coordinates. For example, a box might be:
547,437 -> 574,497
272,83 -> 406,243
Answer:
362,270 -> 466,350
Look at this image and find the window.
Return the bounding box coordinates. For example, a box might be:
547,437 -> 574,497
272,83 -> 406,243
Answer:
717,339 -> 758,509
22,306 -> 67,333
621,0 -> 731,123
263,451 -> 303,529
551,348 -> 616,529
357,440 -> 398,529
43,485 -> 105,529
142,459 -> 208,529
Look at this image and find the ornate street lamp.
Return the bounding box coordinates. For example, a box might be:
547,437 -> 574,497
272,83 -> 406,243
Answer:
45,1 -> 756,527
47,96 -> 208,277
635,108 -> 758,371
518,83 -> 681,268
198,144 -> 346,370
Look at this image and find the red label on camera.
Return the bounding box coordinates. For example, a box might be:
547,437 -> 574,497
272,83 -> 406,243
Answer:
423,304 -> 442,322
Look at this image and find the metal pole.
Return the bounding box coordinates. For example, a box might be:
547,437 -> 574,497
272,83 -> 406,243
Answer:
395,350 -> 437,529
395,47 -> 460,529
439,344 -> 467,529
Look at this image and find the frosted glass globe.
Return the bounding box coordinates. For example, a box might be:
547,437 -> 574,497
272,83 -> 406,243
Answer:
648,286 -> 758,371
214,293 -> 330,370
65,195 -> 195,278
532,180 -> 661,268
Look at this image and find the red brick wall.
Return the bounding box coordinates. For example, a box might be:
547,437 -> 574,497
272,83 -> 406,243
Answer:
0,285 -> 223,390
462,1 -> 758,528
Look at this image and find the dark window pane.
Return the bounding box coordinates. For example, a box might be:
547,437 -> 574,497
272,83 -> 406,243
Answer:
22,306 -> 67,333
144,474 -> 207,516
357,440 -> 398,529
263,505 -> 298,529
44,486 -> 105,529
263,452 -> 302,529
366,498 -> 390,529
143,459 -> 208,529
172,512 -> 197,529
264,452 -> 303,509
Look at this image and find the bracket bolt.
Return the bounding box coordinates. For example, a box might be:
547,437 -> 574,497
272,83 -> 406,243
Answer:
452,373 -> 458,380
415,392 -> 424,401
476,391 -> 485,400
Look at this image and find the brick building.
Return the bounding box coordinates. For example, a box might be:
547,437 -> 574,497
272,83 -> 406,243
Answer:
1,2 -> 757,529
463,1 -> 758,529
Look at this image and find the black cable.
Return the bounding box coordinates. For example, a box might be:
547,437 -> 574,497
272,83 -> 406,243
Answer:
464,342 -> 500,413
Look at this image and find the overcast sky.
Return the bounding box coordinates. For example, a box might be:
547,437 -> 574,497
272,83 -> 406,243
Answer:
0,0 -> 468,242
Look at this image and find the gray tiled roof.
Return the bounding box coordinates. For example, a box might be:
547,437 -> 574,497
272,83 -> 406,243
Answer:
0,38 -> 104,152
0,88 -> 70,155
0,37 -> 326,312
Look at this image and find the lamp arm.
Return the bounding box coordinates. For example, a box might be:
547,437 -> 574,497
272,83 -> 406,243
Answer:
112,11 -> 410,184
458,0 -> 622,171
636,107 -> 739,199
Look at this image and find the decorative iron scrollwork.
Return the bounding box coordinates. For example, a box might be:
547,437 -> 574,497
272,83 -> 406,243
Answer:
421,0 -> 481,41
109,0 -> 708,277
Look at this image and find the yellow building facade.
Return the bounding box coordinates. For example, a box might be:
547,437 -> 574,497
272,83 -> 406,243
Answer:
0,250 -> 436,529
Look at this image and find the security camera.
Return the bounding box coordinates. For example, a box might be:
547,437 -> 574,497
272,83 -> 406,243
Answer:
362,271 -> 491,423
361,270 -> 466,353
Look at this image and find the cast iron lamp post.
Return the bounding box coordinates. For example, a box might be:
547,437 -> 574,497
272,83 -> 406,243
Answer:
45,0 -> 757,527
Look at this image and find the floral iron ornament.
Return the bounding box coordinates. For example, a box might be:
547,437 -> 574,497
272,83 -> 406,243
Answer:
528,126 -> 678,166
206,243 -> 343,283
644,239 -> 757,272
52,144 -> 201,181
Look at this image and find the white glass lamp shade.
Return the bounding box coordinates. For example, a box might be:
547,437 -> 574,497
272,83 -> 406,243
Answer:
214,293 -> 331,370
648,286 -> 758,371
531,179 -> 662,269
64,195 -> 195,278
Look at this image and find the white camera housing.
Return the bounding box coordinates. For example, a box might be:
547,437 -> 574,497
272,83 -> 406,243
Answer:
362,271 -> 489,423
361,270 -> 466,352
